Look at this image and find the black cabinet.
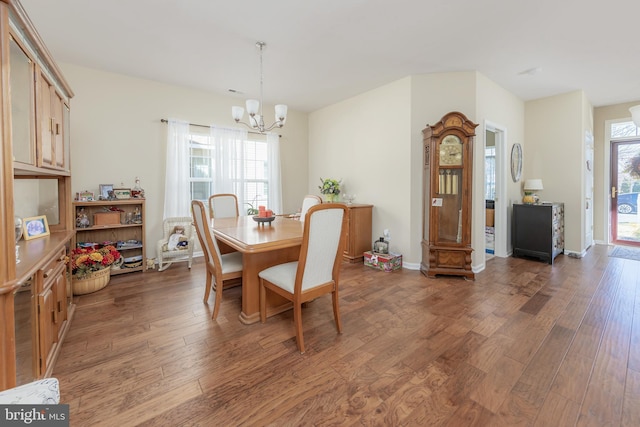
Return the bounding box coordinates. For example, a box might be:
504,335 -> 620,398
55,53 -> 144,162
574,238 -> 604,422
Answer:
513,203 -> 564,264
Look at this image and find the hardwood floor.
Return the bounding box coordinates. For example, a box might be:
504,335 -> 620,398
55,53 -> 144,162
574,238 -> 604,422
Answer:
54,244 -> 640,426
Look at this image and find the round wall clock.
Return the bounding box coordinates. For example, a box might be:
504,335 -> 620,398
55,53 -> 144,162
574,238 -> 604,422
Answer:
511,143 -> 522,182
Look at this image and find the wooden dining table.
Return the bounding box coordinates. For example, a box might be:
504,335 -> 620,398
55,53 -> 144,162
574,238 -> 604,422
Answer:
211,215 -> 303,324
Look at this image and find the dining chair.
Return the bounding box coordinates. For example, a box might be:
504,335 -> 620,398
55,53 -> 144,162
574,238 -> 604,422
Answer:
258,203 -> 348,353
299,194 -> 322,221
191,200 -> 243,319
208,193 -> 239,218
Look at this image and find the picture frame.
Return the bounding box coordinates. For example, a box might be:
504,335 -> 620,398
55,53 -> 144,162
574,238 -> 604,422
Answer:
77,191 -> 95,202
113,188 -> 132,200
23,215 -> 50,240
99,184 -> 114,199
510,143 -> 523,182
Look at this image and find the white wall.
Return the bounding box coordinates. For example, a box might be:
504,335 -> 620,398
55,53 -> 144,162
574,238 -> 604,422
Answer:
61,63 -> 309,259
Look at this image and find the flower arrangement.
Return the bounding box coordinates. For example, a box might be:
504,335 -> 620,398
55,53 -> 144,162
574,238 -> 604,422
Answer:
71,245 -> 121,279
319,178 -> 341,195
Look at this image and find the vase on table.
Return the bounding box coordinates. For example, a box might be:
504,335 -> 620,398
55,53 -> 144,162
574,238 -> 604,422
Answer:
72,267 -> 111,295
324,193 -> 338,203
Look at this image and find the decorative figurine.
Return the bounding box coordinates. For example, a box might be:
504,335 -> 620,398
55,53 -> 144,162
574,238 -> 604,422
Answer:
132,176 -> 145,198
76,208 -> 90,228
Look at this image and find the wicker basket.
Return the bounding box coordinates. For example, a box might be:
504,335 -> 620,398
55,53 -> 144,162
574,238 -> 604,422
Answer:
72,267 -> 111,295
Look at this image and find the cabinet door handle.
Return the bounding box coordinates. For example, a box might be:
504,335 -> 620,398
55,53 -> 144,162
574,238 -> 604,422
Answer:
55,122 -> 61,135
612,187 -> 617,198
49,117 -> 54,133
52,309 -> 57,324
43,268 -> 53,278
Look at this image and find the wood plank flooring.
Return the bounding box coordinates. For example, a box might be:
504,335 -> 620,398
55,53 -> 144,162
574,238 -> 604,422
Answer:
53,244 -> 640,426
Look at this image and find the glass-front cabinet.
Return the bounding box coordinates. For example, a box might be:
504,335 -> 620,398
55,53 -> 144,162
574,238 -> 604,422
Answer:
422,111 -> 477,279
9,35 -> 35,166
1,0 -> 75,391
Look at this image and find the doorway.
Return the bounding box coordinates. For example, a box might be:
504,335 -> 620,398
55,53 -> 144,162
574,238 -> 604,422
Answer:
484,121 -> 507,258
610,139 -> 640,246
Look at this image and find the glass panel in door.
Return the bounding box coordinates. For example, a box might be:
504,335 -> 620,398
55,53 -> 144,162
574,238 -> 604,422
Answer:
10,37 -> 35,165
611,140 -> 640,246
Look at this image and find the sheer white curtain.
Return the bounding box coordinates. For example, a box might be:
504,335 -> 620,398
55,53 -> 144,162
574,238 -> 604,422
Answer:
266,132 -> 283,214
211,126 -> 247,201
210,127 -> 282,215
163,119 -> 191,218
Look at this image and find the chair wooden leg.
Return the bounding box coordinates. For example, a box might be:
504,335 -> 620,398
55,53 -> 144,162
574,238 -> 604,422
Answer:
212,280 -> 222,320
259,279 -> 267,323
293,302 -> 305,354
211,280 -> 224,320
203,271 -> 212,302
332,290 -> 342,333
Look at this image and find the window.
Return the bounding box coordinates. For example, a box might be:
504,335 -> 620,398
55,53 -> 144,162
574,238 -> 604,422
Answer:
611,121 -> 640,139
484,146 -> 496,200
164,119 -> 281,219
188,127 -> 273,213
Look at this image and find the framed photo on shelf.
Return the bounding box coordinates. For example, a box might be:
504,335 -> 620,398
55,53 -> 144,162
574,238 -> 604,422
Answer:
113,188 -> 132,199
77,191 -> 95,202
23,215 -> 50,240
99,184 -> 114,200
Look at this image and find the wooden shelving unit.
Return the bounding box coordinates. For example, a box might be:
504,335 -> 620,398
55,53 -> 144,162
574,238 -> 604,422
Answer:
73,199 -> 147,274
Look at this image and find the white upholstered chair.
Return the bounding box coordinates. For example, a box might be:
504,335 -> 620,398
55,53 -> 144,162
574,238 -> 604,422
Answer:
192,200 -> 243,319
0,378 -> 60,404
259,203 -> 348,353
208,193 -> 239,218
156,217 -> 195,272
299,194 -> 322,221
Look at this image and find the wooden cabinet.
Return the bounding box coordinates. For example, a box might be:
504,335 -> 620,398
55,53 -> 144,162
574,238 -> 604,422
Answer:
342,203 -> 373,263
36,246 -> 68,375
73,199 -> 147,275
421,112 -> 477,279
0,0 -> 75,390
513,203 -> 564,264
37,68 -> 69,171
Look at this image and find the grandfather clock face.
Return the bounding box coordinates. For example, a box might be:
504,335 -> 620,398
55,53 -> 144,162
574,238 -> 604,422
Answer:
439,135 -> 463,166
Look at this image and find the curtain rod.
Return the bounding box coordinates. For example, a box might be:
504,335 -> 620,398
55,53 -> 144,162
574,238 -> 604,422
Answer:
160,119 -> 281,138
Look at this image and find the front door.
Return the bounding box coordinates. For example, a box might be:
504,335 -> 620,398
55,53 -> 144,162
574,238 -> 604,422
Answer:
610,140 -> 640,246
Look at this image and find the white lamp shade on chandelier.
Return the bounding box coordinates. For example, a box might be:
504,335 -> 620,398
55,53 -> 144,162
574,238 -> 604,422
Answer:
630,105 -> 640,127
232,42 -> 287,134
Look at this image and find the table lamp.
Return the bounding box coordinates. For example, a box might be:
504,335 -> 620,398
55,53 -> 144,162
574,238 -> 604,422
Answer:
523,179 -> 543,204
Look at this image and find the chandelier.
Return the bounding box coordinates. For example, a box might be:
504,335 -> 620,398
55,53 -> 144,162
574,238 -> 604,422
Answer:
232,41 -> 287,134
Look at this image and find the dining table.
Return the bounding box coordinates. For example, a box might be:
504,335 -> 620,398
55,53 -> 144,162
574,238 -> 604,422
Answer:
211,215 -> 303,324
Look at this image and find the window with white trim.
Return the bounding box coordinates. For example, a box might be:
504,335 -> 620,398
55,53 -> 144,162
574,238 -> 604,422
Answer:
187,127 -> 271,213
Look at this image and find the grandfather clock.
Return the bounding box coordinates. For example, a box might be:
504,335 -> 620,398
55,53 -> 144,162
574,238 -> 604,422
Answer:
421,111 -> 476,279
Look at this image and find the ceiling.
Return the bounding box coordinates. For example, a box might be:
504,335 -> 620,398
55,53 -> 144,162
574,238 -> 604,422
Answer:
20,0 -> 640,113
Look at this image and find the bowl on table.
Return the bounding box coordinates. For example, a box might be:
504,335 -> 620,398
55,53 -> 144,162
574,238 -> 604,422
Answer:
252,215 -> 275,225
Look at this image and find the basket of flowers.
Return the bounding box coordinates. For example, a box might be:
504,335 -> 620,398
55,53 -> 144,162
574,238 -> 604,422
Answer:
71,245 -> 121,295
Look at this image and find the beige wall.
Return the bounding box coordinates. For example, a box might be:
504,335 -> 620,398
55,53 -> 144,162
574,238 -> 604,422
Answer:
61,60 -> 596,268
61,63 -> 309,259
475,73 -> 526,259
524,90 -> 593,255
309,78 -> 413,261
309,71 -> 526,269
